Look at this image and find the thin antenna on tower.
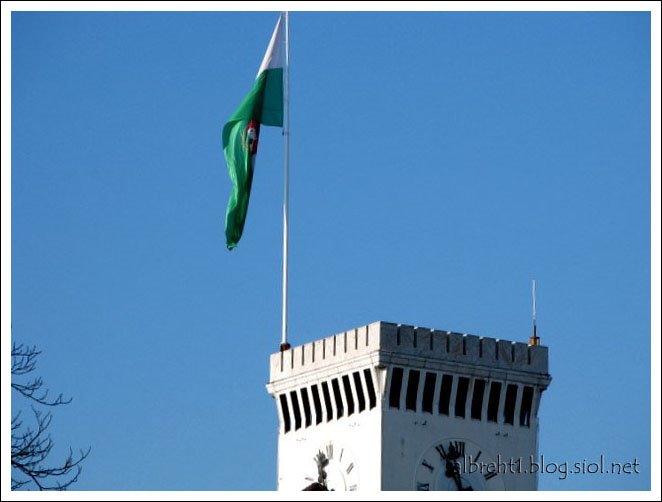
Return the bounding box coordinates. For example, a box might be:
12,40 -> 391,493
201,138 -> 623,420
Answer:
529,279 -> 540,346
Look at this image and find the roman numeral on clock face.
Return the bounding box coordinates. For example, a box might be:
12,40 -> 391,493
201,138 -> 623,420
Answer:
326,443 -> 333,460
421,460 -> 434,472
346,462 -> 354,475
436,441 -> 466,460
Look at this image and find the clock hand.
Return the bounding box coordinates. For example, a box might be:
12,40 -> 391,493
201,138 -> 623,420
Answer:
444,458 -> 474,491
314,451 -> 329,489
451,464 -> 465,491
444,458 -> 455,478
444,458 -> 463,490
455,471 -> 473,491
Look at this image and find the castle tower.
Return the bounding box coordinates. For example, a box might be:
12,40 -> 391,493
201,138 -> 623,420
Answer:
266,321 -> 551,491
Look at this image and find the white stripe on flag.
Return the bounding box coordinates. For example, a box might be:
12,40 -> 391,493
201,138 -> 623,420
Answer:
257,14 -> 284,77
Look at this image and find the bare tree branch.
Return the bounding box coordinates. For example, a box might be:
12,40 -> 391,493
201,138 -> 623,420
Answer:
11,343 -> 72,407
11,343 -> 90,490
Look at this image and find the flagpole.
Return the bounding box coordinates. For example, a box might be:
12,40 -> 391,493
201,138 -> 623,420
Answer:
529,278 -> 540,346
280,11 -> 291,351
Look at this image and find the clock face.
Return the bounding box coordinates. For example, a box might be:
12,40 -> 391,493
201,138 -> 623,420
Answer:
414,438 -> 505,491
304,441 -> 359,491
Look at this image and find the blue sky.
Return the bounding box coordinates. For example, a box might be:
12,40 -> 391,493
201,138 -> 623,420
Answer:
5,6 -> 658,494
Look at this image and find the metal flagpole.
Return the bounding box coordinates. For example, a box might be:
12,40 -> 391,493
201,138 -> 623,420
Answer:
529,279 -> 540,346
280,11 -> 291,351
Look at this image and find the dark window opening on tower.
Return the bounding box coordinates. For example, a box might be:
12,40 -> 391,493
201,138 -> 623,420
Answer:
353,372 -> 366,412
331,378 -> 344,418
279,394 -> 291,433
311,384 -> 323,425
504,384 -> 518,425
364,369 -> 377,409
290,390 -> 302,430
342,375 -> 355,416
455,377 -> 470,418
487,381 -> 502,423
520,385 -> 534,427
406,370 -> 421,411
439,374 -> 453,415
422,372 -> 437,413
471,379 -> 486,420
301,387 -> 312,428
321,381 -> 333,422
389,367 -> 404,409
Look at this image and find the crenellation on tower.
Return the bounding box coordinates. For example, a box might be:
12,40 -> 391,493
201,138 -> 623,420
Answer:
271,321 -> 550,382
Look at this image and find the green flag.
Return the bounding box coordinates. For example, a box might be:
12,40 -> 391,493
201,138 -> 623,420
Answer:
223,15 -> 284,250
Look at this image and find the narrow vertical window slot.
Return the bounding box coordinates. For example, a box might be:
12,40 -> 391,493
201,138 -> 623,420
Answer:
321,381 -> 333,422
279,394 -> 291,433
301,388 -> 312,428
520,386 -> 534,427
487,381 -> 502,423
439,374 -> 453,415
342,375 -> 355,416
455,377 -> 470,418
406,370 -> 421,411
422,372 -> 437,413
364,369 -> 377,409
290,390 -> 302,430
331,378 -> 344,418
471,379 -> 486,420
504,384 -> 518,425
389,367 -> 404,409
353,372 -> 366,412
311,384 -> 323,425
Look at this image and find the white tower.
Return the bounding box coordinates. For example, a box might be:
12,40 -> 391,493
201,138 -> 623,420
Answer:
266,321 -> 551,491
